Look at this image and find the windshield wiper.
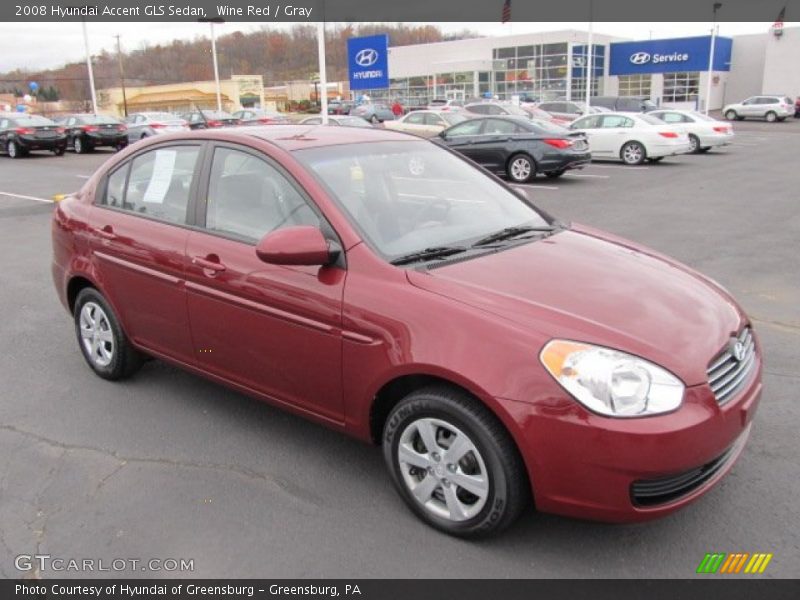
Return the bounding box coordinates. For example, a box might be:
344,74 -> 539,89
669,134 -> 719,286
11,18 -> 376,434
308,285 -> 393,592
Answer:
390,246 -> 468,266
471,225 -> 555,247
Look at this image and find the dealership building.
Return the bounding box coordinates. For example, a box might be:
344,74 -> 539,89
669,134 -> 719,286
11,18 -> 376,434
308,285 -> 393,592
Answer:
359,26 -> 798,111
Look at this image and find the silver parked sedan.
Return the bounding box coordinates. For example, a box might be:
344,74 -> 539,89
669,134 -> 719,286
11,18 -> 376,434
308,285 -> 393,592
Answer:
124,112 -> 189,143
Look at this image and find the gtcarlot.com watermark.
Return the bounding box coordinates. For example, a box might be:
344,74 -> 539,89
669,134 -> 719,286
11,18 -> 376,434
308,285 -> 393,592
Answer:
15,554 -> 194,573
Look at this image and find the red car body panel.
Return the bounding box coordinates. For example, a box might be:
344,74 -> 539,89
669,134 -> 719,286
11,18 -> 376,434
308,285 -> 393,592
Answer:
51,126 -> 761,523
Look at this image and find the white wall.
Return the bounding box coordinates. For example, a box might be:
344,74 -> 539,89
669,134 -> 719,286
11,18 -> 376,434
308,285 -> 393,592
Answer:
725,33 -> 767,104
762,26 -> 800,99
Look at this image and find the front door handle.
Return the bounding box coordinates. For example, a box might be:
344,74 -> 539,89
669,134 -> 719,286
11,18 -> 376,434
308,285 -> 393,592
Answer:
192,255 -> 226,272
97,225 -> 117,240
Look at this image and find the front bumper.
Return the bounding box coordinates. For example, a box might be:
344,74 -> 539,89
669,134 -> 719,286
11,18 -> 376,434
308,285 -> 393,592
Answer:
502,353 -> 762,522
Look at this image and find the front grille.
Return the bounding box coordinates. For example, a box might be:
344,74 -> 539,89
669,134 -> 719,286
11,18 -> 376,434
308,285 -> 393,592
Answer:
631,437 -> 742,506
706,327 -> 756,405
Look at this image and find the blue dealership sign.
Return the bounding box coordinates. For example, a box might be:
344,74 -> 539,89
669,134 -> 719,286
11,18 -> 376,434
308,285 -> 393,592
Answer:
348,34 -> 390,90
609,36 -> 732,76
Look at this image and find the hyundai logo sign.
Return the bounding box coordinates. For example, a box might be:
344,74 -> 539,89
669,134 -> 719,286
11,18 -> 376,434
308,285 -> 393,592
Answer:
630,52 -> 651,65
355,48 -> 379,67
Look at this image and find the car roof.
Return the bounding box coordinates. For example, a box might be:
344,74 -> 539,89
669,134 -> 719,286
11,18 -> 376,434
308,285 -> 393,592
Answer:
168,124 -> 416,151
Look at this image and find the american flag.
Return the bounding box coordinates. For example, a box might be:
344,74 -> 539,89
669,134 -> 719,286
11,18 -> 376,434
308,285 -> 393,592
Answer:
774,5 -> 786,26
501,0 -> 512,24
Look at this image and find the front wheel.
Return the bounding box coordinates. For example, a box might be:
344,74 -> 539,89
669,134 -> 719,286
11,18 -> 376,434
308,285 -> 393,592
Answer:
74,288 -> 143,380
507,154 -> 535,183
621,141 -> 646,165
74,136 -> 89,154
765,111 -> 777,123
383,386 -> 529,538
725,110 -> 738,121
688,134 -> 701,154
7,140 -> 21,159
53,146 -> 66,156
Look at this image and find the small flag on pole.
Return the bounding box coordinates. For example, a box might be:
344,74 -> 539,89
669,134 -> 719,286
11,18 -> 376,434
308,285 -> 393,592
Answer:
773,6 -> 786,36
501,0 -> 512,24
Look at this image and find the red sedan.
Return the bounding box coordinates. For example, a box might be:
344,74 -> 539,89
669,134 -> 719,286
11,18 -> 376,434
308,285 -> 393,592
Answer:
52,125 -> 761,537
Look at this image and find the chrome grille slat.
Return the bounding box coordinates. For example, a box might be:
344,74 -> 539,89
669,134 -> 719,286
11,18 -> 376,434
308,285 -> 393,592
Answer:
706,327 -> 757,405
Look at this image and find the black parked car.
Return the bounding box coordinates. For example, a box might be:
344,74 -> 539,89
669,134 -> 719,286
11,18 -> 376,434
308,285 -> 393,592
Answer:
60,114 -> 127,153
435,116 -> 590,182
180,110 -> 241,129
590,96 -> 658,113
0,114 -> 67,158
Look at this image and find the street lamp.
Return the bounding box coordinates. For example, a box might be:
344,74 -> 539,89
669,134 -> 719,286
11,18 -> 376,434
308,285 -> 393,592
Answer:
199,17 -> 225,112
704,2 -> 722,115
114,34 -> 128,117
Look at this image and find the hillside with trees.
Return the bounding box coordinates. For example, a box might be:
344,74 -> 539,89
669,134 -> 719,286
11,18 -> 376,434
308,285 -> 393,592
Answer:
0,24 -> 478,102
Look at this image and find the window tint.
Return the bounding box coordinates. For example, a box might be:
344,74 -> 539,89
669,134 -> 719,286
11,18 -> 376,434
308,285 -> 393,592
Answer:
104,165 -> 128,208
571,115 -> 601,129
600,115 -> 633,128
446,120 -> 484,137
405,113 -> 425,125
659,112 -> 685,123
483,119 -> 520,135
205,147 -> 319,242
119,146 -> 200,224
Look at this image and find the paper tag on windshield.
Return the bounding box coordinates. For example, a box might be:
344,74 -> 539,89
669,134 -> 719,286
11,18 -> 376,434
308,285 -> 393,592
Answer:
142,149 -> 177,204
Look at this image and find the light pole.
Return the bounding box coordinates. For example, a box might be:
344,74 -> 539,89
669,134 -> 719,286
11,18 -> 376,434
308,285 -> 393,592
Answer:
704,2 -> 722,115
114,35 -> 128,117
199,17 -> 225,112
585,0 -> 594,108
316,22 -> 329,125
81,19 -> 98,113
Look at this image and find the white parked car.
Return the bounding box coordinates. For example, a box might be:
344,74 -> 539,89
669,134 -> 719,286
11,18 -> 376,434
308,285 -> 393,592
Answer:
384,110 -> 469,138
722,96 -> 793,122
649,109 -> 734,153
569,112 -> 692,165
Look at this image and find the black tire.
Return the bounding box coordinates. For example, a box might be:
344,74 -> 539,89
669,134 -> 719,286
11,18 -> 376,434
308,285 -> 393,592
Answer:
7,140 -> 22,159
725,110 -> 738,121
620,141 -> 646,165
370,115 -> 380,124
688,134 -> 701,154
53,146 -> 66,156
545,169 -> 565,179
698,147 -> 711,154
73,288 -> 143,381
74,136 -> 89,154
765,111 -> 777,123
506,153 -> 536,183
777,117 -> 786,122
382,385 -> 529,538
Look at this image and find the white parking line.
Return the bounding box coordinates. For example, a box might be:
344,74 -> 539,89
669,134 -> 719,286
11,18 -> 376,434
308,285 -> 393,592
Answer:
563,173 -> 610,179
584,164 -> 649,171
0,191 -> 53,204
76,175 -> 91,179
513,184 -> 559,191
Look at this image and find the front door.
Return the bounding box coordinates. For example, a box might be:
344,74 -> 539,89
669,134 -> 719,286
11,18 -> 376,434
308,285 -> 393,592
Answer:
184,144 -> 346,422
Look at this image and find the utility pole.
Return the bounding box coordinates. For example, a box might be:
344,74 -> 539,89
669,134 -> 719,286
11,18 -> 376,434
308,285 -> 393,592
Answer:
81,19 -> 98,113
585,0 -> 594,108
114,35 -> 128,117
705,2 -> 722,115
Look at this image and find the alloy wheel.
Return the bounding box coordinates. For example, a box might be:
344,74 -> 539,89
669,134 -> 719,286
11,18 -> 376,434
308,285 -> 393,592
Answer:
509,156 -> 532,182
396,417 -> 489,522
622,143 -> 644,165
79,301 -> 115,367
8,141 -> 17,158
689,135 -> 699,153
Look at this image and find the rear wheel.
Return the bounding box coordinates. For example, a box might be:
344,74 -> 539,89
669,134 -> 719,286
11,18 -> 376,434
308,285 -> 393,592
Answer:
725,110 -> 738,121
507,153 -> 535,183
7,140 -> 21,159
765,111 -> 777,123
370,115 -> 380,124
74,136 -> 89,154
74,288 -> 143,380
688,134 -> 701,154
621,141 -> 646,165
383,386 -> 529,538
53,146 -> 66,156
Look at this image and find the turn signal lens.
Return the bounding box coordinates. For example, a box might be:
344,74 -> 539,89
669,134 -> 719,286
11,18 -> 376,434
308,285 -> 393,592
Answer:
540,340 -> 684,417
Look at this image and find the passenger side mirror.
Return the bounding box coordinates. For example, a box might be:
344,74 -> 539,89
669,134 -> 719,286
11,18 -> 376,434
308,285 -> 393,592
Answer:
255,226 -> 336,266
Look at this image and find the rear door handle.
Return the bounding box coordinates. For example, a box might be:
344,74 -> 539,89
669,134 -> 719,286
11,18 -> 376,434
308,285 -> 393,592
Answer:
97,225 -> 117,240
192,255 -> 226,272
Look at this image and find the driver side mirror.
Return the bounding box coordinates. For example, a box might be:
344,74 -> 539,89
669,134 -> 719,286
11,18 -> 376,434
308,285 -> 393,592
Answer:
255,226 -> 337,266
438,130 -> 448,140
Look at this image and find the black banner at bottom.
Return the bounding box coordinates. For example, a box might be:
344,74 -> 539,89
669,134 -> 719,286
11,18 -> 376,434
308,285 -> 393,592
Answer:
3,579 -> 799,600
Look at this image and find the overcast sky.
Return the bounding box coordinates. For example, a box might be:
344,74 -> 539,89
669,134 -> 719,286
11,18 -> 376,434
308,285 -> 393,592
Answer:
0,21 -> 793,73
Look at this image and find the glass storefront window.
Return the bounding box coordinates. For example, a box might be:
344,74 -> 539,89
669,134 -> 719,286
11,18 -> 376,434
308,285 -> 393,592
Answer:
618,74 -> 652,98
663,72 -> 700,103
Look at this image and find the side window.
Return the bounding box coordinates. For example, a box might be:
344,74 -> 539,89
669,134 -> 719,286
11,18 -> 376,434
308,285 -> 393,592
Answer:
121,146 -> 200,224
304,117 -> 321,124
134,115 -> 144,124
205,147 -> 320,242
405,113 -> 425,125
483,119 -> 517,135
660,112 -> 683,123
0,119 -> 7,129
600,115 -> 633,128
571,115 -> 600,130
67,118 -> 76,126
103,165 -> 129,208
446,120 -> 484,137
423,114 -> 445,127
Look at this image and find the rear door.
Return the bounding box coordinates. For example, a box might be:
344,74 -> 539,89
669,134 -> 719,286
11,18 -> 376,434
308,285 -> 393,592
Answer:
441,119 -> 487,163
595,114 -> 635,155
476,118 -> 522,169
89,142 -> 203,362
184,143 -> 346,421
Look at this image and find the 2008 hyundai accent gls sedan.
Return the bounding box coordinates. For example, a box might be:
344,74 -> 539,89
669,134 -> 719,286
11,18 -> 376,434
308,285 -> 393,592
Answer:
52,125 -> 762,538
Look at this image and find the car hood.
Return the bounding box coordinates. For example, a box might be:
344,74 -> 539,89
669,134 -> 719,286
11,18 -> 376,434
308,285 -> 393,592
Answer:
406,225 -> 744,386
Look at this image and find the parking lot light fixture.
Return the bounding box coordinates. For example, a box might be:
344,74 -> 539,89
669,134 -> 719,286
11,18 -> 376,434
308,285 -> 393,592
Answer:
199,17 -> 225,112
705,2 -> 722,115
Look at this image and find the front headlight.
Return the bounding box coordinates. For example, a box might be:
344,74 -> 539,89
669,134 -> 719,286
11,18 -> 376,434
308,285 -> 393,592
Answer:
540,340 -> 684,417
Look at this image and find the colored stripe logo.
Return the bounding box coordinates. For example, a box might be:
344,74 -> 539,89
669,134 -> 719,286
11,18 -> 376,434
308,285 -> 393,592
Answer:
697,553 -> 773,574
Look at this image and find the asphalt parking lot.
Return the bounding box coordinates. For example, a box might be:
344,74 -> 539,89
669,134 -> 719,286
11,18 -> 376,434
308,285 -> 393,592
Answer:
0,118 -> 798,579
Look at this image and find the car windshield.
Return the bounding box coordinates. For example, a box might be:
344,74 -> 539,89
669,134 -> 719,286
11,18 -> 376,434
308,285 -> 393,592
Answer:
12,116 -> 54,126
145,113 -> 177,121
529,119 -> 569,134
82,115 -> 120,124
504,105 -> 529,116
429,99 -> 447,106
642,100 -> 658,111
339,117 -> 372,128
441,112 -> 468,125
295,140 -> 550,262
